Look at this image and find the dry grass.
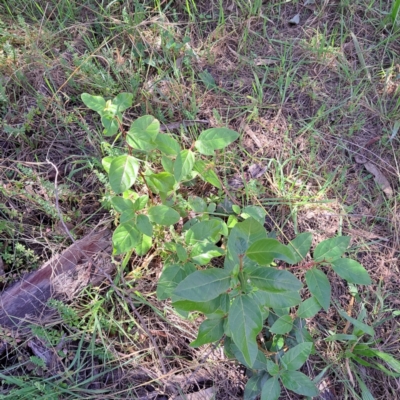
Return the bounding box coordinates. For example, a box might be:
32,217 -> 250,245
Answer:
1,0 -> 399,398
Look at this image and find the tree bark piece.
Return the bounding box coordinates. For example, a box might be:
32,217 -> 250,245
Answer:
0,229 -> 112,329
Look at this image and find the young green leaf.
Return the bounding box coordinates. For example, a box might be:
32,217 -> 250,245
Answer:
127,115 -> 159,151
280,370 -> 319,396
313,236 -> 350,262
331,258 -> 371,285
193,160 -> 222,188
101,115 -> 119,136
269,315 -> 293,334
102,156 -> 114,173
174,149 -> 195,182
305,268 -> 331,311
297,297 -> 321,318
81,93 -> 106,113
190,318 -> 224,347
136,214 -> 153,237
288,232 -> 312,263
148,205 -> 180,226
109,155 -> 139,194
111,92 -> 133,113
190,242 -> 225,265
245,267 -> 302,292
157,263 -> 197,300
261,376 -> 281,400
240,205 -> 266,225
228,294 -> 263,368
195,127 -> 239,155
135,234 -> 152,256
112,223 -> 140,254
246,239 -> 295,265
154,133 -> 181,155
185,220 -> 223,245
174,268 -> 231,302
281,342 -> 313,371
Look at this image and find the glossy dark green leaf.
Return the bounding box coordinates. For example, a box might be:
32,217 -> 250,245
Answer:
190,318 -> 224,347
228,294 -> 263,367
288,232 -> 312,263
246,239 -> 295,265
297,297 -> 321,318
313,236 -> 350,262
245,267 -> 302,292
109,155 -> 139,194
266,360 -> 280,376
148,205 -> 180,226
195,127 -> 239,155
331,258 -> 371,285
281,342 -> 313,371
305,268 -> 331,311
112,223 -> 140,254
174,268 -> 231,302
280,370 -> 318,396
230,342 -> 268,370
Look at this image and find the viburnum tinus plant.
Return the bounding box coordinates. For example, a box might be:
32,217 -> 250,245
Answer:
82,92 -> 372,399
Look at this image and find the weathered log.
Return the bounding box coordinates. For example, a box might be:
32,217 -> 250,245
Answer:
0,229 -> 113,329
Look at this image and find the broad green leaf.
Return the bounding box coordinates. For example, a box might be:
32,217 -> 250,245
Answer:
297,297 -> 321,318
127,115 -> 159,151
174,268 -> 231,302
190,242 -> 225,265
133,195 -> 148,211
190,318 -> 224,347
148,205 -> 180,226
161,155 -> 174,174
261,376 -> 281,400
136,214 -> 153,237
228,294 -> 263,367
266,359 -> 280,376
102,156 -> 114,173
331,258 -> 371,285
111,197 -> 135,213
193,160 -> 222,188
230,342 -> 268,370
174,149 -> 195,182
120,209 -> 136,223
185,220 -> 222,245
112,92 -> 133,112
269,315 -> 293,334
337,308 -> 375,337
256,290 -> 302,308
147,172 -> 176,194
246,239 -> 295,265
313,236 -> 350,262
135,234 -> 152,256
245,267 -> 302,293
241,205 -> 266,225
109,155 -> 139,194
305,268 -> 331,311
195,127 -> 239,155
172,293 -> 227,314
232,205 -> 241,214
325,334 -> 358,342
188,196 -> 207,212
154,133 -> 180,155
101,115 -> 119,136
244,374 -> 264,400
288,232 -> 312,263
281,342 -> 313,371
81,93 -> 106,113
157,263 -> 196,300
280,370 -> 318,396
112,223 -> 140,254
176,243 -> 188,262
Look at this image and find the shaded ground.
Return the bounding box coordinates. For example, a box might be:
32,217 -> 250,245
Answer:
0,0 -> 399,398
